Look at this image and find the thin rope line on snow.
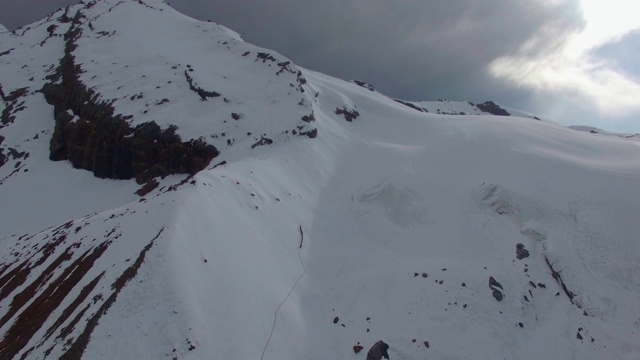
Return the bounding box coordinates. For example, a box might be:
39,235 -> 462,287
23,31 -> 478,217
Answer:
259,226 -> 307,360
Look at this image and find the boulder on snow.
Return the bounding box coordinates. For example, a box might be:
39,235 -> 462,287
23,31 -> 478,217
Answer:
516,243 -> 530,260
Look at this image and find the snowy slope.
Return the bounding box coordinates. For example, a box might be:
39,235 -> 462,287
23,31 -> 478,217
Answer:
1,1 -> 640,360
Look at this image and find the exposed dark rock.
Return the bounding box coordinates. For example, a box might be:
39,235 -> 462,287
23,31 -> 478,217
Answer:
276,61 -> 295,75
301,112 -> 315,123
298,127 -> 318,139
489,276 -> 503,290
256,52 -> 276,63
60,228 -> 165,360
476,101 -> 510,116
41,18 -> 218,184
489,276 -> 504,301
576,331 -> 583,340
333,316 -> 339,324
516,243 -> 530,260
544,256 -> 577,305
0,48 -> 15,58
423,341 -> 429,348
394,99 -> 425,113
47,24 -> 58,37
231,112 -> 242,120
135,178 -> 159,196
251,136 -> 273,149
1,87 -> 29,126
184,70 -> 221,100
335,106 -> 360,122
353,345 -> 363,354
351,80 -> 374,91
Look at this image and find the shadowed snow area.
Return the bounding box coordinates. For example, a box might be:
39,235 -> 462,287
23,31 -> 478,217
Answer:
0,1 -> 639,359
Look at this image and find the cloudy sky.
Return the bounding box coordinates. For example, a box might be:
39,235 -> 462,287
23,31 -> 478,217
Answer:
1,0 -> 639,132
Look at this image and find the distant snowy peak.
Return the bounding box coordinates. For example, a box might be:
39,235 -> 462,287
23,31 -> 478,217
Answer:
569,125 -> 640,140
395,99 -> 524,117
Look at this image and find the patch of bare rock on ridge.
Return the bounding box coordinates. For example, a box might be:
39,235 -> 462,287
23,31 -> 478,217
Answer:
40,8 -> 218,185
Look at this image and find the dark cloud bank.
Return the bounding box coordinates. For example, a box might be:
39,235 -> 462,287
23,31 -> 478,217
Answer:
1,0 -> 596,125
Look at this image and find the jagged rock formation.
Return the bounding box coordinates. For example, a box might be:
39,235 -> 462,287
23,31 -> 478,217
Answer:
41,9 -> 217,184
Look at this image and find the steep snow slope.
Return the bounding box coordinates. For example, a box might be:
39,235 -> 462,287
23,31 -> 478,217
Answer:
1,1 -> 639,360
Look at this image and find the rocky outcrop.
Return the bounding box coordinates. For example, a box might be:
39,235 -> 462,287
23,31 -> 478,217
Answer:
476,101 -> 510,116
335,106 -> 360,122
41,11 -> 218,184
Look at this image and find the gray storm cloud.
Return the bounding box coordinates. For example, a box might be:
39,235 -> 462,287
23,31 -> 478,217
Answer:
5,0 -> 618,129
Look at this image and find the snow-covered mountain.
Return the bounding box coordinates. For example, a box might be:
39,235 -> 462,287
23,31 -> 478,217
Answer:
1,1 -> 639,359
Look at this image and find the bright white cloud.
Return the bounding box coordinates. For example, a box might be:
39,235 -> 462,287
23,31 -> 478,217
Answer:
489,0 -> 640,119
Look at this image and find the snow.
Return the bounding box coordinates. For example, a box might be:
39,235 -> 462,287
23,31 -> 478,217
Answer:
0,1 -> 639,360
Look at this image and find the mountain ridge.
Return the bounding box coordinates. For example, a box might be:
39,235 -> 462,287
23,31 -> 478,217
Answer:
0,1 -> 639,359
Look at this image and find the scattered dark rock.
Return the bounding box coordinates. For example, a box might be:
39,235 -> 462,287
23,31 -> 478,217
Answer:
231,113 -> 242,120
242,51 -> 250,56
333,316 -> 339,324
518,322 -> 523,328
529,281 -> 537,288
492,289 -> 504,301
422,273 -> 428,278
538,283 -> 546,288
1,87 -> 29,126
576,332 -> 583,340
276,61 -> 295,75
353,345 -> 363,354
412,339 -> 416,343
461,282 -> 466,287
335,106 -> 360,122
423,341 -> 429,348
255,52 -> 276,63
516,243 -> 530,259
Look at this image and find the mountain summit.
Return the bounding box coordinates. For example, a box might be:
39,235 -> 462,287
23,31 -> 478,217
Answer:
1,1 -> 639,359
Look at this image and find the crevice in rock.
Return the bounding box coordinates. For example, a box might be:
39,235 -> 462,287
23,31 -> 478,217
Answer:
544,255 -> 578,307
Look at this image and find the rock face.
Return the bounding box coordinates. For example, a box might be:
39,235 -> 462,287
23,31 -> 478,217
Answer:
476,101 -> 510,116
41,12 -> 218,184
